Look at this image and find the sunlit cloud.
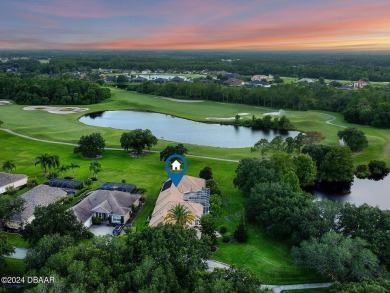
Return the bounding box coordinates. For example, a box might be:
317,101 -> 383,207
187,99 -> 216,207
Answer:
0,0 -> 389,51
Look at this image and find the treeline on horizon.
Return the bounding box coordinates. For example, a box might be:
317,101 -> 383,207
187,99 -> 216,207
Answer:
133,80 -> 390,128
0,73 -> 110,105
2,50 -> 390,81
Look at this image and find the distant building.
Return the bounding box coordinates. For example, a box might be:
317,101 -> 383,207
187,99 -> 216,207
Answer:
149,176 -> 210,227
0,172 -> 28,194
297,78 -> 314,83
247,80 -> 271,88
132,76 -> 147,83
222,78 -> 245,87
353,80 -> 368,88
251,75 -> 274,82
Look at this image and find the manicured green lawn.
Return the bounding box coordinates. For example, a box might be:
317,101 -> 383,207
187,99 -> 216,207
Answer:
3,258 -> 26,277
4,232 -> 30,248
212,226 -> 325,285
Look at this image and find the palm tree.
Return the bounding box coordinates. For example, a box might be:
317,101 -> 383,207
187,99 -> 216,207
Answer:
48,155 -> 60,174
68,162 -> 80,178
165,203 -> 195,226
35,154 -> 52,175
89,161 -> 102,180
2,160 -> 16,173
58,165 -> 69,179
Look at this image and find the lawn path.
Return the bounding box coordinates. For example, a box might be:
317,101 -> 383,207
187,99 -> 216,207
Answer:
322,113 -> 346,128
0,128 -> 239,163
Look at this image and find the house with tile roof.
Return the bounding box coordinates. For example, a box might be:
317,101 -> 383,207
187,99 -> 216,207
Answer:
7,184 -> 66,229
149,175 -> 210,227
353,80 -> 368,88
0,172 -> 28,194
71,189 -> 141,227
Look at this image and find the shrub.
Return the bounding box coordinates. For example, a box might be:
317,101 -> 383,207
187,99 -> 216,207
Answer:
92,216 -> 102,225
27,178 -> 38,188
355,164 -> 370,179
91,176 -> 98,182
219,226 -> 227,234
234,222 -> 249,243
206,179 -> 221,195
121,179 -> 126,183
368,160 -> 389,179
199,166 -> 213,180
84,178 -> 93,187
5,186 -> 18,195
222,233 -> 232,243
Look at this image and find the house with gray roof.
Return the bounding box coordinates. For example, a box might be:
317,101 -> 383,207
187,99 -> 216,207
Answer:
7,184 -> 67,229
70,190 -> 141,227
0,172 -> 28,194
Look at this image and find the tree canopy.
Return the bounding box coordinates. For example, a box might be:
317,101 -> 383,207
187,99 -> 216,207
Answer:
338,127 -> 368,152
120,129 -> 158,155
159,143 -> 188,161
292,231 -> 382,281
23,203 -> 92,244
74,133 -> 105,158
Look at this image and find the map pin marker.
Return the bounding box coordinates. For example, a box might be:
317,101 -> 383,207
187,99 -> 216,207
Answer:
165,154 -> 187,187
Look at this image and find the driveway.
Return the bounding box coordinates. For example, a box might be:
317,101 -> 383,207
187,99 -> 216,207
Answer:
90,225 -> 115,236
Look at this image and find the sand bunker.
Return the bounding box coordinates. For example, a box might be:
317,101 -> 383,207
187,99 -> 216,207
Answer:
23,106 -> 89,114
263,110 -> 285,116
155,97 -> 204,103
0,100 -> 11,105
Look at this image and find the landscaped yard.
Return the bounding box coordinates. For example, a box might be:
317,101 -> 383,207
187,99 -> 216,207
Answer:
0,131 -> 325,284
4,258 -> 26,276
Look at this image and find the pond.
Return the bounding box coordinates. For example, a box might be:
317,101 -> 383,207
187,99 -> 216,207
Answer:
313,175 -> 390,210
79,110 -> 300,148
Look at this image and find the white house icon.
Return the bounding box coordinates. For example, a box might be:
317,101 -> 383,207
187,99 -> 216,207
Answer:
171,160 -> 181,171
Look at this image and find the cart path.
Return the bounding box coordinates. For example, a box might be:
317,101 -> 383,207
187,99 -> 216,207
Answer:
0,128 -> 239,163
321,113 -> 346,128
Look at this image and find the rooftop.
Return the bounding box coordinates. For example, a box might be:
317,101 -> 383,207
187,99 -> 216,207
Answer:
0,172 -> 28,187
11,185 -> 67,223
71,189 -> 140,223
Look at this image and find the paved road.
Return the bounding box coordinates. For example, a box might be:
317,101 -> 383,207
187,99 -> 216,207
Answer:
0,128 -> 239,163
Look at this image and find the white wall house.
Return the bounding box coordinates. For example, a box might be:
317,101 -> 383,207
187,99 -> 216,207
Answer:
0,172 -> 28,194
71,189 -> 141,228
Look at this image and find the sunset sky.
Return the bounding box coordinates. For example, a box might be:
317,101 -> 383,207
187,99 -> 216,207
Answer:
1,0 -> 390,51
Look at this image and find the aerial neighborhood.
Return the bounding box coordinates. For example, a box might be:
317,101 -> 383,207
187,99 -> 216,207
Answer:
0,48 -> 390,292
